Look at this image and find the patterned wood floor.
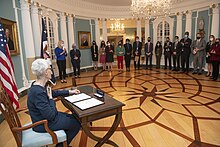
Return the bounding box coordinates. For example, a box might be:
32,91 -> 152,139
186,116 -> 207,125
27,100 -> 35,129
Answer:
0,67 -> 220,147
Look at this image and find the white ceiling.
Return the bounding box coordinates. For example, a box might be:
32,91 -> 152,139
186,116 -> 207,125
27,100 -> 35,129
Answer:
81,0 -> 132,6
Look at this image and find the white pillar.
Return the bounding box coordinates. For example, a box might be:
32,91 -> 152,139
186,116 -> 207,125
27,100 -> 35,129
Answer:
102,19 -> 107,42
20,0 -> 35,58
67,14 -> 74,50
90,20 -> 94,42
31,2 -> 41,57
60,12 -> 68,49
145,19 -> 150,43
176,13 -> 182,38
95,18 -> 100,47
211,5 -> 219,37
12,0 -> 28,87
185,11 -> 192,38
136,19 -> 142,41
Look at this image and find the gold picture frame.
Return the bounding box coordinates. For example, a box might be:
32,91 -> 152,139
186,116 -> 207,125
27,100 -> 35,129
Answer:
78,31 -> 91,49
0,18 -> 20,55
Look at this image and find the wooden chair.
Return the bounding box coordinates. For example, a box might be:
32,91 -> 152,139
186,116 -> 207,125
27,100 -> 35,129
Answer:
0,89 -> 68,147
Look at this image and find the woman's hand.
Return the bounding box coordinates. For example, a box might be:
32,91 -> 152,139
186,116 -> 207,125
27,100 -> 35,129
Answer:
69,89 -> 80,95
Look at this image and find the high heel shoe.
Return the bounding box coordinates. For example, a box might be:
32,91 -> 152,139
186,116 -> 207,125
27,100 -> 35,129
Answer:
206,73 -> 210,77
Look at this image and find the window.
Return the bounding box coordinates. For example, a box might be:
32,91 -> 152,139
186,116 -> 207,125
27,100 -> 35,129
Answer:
157,22 -> 163,43
157,21 -> 170,45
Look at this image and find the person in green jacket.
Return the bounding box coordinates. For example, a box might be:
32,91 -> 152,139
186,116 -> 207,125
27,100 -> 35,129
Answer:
116,41 -> 125,72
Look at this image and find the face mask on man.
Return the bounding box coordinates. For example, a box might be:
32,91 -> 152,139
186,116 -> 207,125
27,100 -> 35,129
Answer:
157,43 -> 160,46
148,40 -> 150,42
185,35 -> 188,38
197,36 -> 201,40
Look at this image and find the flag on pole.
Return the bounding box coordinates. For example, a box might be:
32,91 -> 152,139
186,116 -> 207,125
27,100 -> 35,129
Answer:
41,17 -> 47,58
40,18 -> 56,85
0,22 -> 19,109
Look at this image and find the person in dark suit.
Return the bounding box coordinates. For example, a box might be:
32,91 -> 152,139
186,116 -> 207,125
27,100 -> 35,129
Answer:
91,40 -> 99,70
172,36 -> 182,71
28,59 -> 81,147
81,36 -> 88,46
5,29 -> 15,51
155,41 -> 162,69
70,43 -> 81,78
180,31 -> 192,73
191,32 -> 206,75
164,37 -> 172,70
124,39 -> 132,71
133,36 -> 142,70
145,37 -> 153,69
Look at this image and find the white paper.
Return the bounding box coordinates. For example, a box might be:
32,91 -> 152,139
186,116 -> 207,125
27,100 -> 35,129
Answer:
73,98 -> 104,110
64,93 -> 91,103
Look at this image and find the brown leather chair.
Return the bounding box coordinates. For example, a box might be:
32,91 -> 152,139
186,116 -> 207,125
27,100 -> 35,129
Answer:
0,89 -> 67,147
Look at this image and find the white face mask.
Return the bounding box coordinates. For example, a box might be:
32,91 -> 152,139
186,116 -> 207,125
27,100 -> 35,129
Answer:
61,43 -> 64,47
184,35 -> 188,38
210,38 -> 213,41
157,43 -> 160,46
108,43 -> 110,46
136,39 -> 139,42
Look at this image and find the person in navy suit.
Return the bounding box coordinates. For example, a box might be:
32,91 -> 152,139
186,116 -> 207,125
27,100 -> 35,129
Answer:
28,59 -> 81,147
145,37 -> 153,69
133,36 -> 142,70
70,43 -> 81,78
124,39 -> 132,71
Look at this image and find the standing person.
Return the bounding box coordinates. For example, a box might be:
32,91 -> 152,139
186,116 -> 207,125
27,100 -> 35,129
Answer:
145,37 -> 153,69
99,41 -> 106,70
70,44 -> 81,78
28,59 -> 81,147
155,41 -> 162,69
124,39 -> 132,71
164,37 -> 172,70
91,40 -> 99,70
116,41 -> 125,72
55,40 -> 67,83
180,32 -> 192,73
191,33 -> 206,75
172,36 -> 182,71
205,35 -> 215,77
105,41 -> 114,71
209,38 -> 220,81
133,36 -> 142,70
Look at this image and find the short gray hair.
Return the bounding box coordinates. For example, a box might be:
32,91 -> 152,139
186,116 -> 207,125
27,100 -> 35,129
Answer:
31,59 -> 50,79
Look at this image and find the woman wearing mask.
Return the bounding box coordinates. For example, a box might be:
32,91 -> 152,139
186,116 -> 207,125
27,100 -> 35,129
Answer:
91,40 -> 99,70
116,41 -> 125,72
105,41 -> 114,71
205,35 -> 215,77
99,41 -> 106,70
209,38 -> 220,81
155,41 -> 162,69
55,40 -> 67,83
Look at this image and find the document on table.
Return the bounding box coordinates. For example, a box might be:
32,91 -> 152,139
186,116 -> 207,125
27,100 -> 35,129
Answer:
64,93 -> 91,103
73,98 -> 104,110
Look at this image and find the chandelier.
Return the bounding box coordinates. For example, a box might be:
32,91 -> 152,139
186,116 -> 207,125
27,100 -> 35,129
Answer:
130,0 -> 173,18
110,20 -> 125,34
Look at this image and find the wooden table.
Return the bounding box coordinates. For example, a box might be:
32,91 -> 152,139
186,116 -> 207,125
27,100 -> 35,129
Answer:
60,85 -> 125,147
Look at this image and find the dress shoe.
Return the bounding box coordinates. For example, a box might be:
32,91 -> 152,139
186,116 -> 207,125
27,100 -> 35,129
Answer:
192,71 -> 197,74
198,72 -> 202,75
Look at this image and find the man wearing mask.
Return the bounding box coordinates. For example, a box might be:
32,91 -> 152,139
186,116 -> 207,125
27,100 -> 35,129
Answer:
70,43 -> 81,78
172,36 -> 182,71
180,32 -> 192,73
164,37 -> 172,70
191,32 -> 206,75
145,37 -> 153,69
133,36 -> 142,70
124,39 -> 132,71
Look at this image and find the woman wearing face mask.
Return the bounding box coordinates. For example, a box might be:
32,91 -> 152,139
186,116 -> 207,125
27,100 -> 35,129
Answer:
116,41 -> 125,72
205,35 -> 215,77
209,38 -> 220,81
155,41 -> 162,69
91,40 -> 99,70
99,41 -> 106,70
55,40 -> 67,83
105,41 -> 114,71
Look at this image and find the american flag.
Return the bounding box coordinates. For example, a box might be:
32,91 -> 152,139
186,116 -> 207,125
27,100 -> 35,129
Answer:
0,22 -> 19,109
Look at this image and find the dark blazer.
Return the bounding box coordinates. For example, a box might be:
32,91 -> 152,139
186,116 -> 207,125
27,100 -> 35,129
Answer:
27,84 -> 69,131
180,37 -> 192,54
145,42 -> 153,54
164,41 -> 172,55
210,44 -> 220,62
70,49 -> 81,63
7,37 -> 15,51
133,41 -> 142,56
155,43 -> 162,57
124,43 -> 132,56
172,41 -> 182,56
91,45 -> 99,61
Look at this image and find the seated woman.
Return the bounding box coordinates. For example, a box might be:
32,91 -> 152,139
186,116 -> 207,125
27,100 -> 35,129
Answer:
27,59 -> 81,147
